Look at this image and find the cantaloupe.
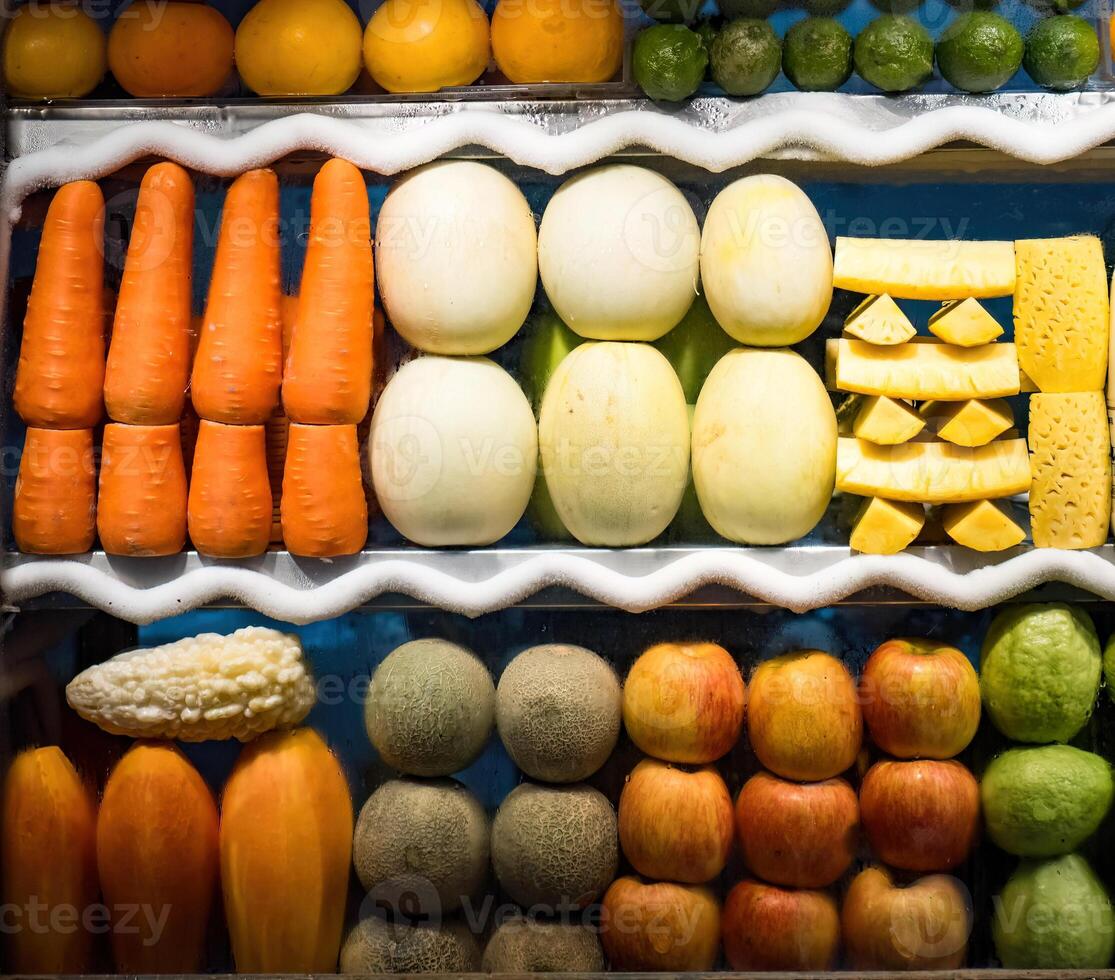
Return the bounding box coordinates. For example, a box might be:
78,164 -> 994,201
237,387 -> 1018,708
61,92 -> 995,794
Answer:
491,783 -> 618,909
496,645 -> 622,783
340,915 -> 481,973
365,639 -> 495,777
353,778 -> 489,913
482,918 -> 605,972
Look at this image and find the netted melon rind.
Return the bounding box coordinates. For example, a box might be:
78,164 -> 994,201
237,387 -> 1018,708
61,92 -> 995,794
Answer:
340,915 -> 480,973
482,918 -> 605,972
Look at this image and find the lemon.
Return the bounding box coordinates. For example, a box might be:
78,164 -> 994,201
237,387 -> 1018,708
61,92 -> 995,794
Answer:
364,0 -> 490,93
235,0 -> 363,96
3,2 -> 106,100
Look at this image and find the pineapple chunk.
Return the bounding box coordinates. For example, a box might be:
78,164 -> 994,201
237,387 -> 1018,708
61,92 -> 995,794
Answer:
920,398 -> 1014,447
853,396 -> 925,445
836,437 -> 1031,503
928,299 -> 1004,347
844,295 -> 916,346
943,500 -> 1026,552
1014,236 -> 1109,393
851,497 -> 926,554
1028,391 -> 1111,549
833,338 -> 1020,400
833,238 -> 1016,300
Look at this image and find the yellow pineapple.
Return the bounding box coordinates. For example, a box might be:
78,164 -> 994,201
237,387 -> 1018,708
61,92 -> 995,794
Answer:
942,500 -> 1026,552
853,396 -> 925,445
850,497 -> 925,554
844,295 -> 916,346
928,299 -> 1004,347
833,238 -> 1016,300
920,398 -> 1014,447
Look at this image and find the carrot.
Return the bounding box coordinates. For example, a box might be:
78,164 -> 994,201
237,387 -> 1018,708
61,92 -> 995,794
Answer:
98,422 -> 187,556
283,159 -> 374,424
104,162 -> 195,424
190,168 -> 282,424
188,420 -> 272,558
281,292 -> 299,358
281,423 -> 367,557
14,180 -> 106,428
12,428 -> 96,554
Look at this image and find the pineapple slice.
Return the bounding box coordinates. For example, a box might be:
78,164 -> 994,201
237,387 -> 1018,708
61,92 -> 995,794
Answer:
844,295 -> 916,346
920,398 -> 1014,447
1028,391 -> 1111,549
853,396 -> 925,445
833,238 -> 1016,300
943,500 -> 1026,552
832,338 -> 1020,400
928,299 -> 1004,347
1014,236 -> 1109,393
836,437 -> 1031,503
851,497 -> 926,554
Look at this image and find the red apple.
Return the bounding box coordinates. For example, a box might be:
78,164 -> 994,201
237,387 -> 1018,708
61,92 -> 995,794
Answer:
860,759 -> 980,872
600,876 -> 721,971
722,879 -> 840,971
842,866 -> 972,970
859,638 -> 981,759
747,650 -> 863,781
735,771 -> 859,889
618,758 -> 734,884
623,642 -> 746,764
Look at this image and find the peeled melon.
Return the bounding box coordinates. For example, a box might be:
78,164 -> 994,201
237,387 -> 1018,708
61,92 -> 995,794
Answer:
353,778 -> 489,914
491,783 -> 618,909
341,915 -> 481,973
700,174 -> 833,346
538,165 -> 700,341
375,161 -> 537,355
496,644 -> 622,783
482,918 -> 605,972
538,342 -> 690,547
692,348 -> 836,544
365,639 -> 495,777
369,356 -> 537,546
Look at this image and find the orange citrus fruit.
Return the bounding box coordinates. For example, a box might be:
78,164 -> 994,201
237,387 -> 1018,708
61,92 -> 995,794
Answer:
364,0 -> 490,93
108,1 -> 233,98
491,0 -> 624,84
2,1 -> 106,99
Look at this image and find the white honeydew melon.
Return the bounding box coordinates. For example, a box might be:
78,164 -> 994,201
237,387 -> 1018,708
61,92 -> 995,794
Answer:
700,174 -> 833,347
692,348 -> 836,544
538,342 -> 690,547
368,356 -> 537,546
375,160 -> 538,355
538,165 -> 701,341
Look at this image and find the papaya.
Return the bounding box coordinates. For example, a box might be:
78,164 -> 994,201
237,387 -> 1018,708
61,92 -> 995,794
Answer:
220,728 -> 353,973
1,746 -> 98,973
96,742 -> 219,972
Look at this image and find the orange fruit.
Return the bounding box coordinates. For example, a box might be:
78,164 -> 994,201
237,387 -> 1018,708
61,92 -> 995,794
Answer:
2,1 -> 106,100
491,0 -> 624,84
108,1 -> 233,98
364,0 -> 490,93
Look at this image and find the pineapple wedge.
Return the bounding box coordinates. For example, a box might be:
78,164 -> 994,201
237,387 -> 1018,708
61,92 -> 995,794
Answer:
851,497 -> 925,554
943,500 -> 1026,552
929,299 -> 1004,347
833,238 -> 1016,300
853,396 -> 925,445
1014,236 -> 1109,393
1028,391 -> 1111,549
832,338 -> 1020,400
836,437 -> 1031,503
844,295 -> 916,346
920,398 -> 1014,447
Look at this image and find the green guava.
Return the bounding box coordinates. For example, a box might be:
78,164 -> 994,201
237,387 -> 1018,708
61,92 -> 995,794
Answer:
1102,634 -> 1115,704
981,745 -> 1114,857
654,295 -> 737,405
993,853 -> 1115,969
980,603 -> 1101,743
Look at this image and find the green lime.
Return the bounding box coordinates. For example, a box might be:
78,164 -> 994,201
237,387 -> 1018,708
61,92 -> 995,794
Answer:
719,0 -> 779,18
937,11 -> 1023,92
638,0 -> 703,24
1024,15 -> 1099,90
710,18 -> 782,95
854,14 -> 934,92
634,24 -> 710,100
783,17 -> 853,90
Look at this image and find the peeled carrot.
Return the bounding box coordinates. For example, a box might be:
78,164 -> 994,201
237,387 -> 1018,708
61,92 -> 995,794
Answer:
98,423 -> 187,556
281,292 -> 299,357
104,162 -> 195,424
188,420 -> 272,558
14,180 -> 106,428
12,428 -> 96,554
281,423 -> 367,557
283,159 -> 374,424
190,169 -> 282,424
